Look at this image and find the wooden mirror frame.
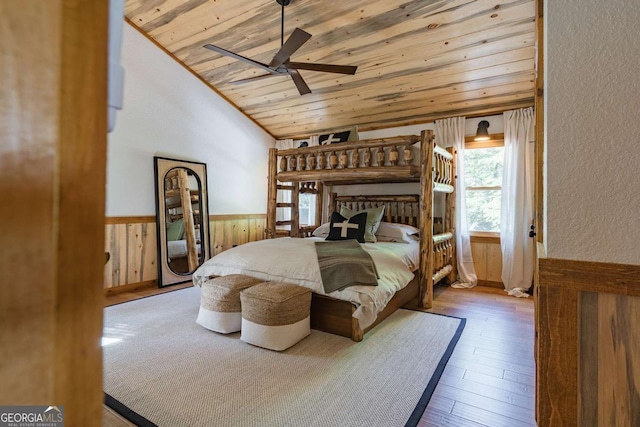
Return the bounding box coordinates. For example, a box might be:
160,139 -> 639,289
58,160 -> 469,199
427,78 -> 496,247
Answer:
154,156 -> 210,287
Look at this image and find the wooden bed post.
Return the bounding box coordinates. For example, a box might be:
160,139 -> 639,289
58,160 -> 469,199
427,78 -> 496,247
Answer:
419,130 -> 435,308
267,148 -> 278,239
328,191 -> 337,220
446,147 -> 458,282
351,308 -> 364,342
290,182 -> 300,237
315,182 -> 324,227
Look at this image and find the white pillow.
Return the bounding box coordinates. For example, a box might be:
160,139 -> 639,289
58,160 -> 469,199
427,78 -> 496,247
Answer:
375,222 -> 420,243
312,222 -> 331,237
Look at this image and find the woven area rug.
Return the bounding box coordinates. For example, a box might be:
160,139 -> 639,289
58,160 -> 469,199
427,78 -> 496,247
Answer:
103,287 -> 464,427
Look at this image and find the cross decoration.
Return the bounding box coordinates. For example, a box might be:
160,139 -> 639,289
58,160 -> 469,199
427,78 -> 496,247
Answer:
319,129 -> 352,145
324,133 -> 341,144
334,220 -> 359,237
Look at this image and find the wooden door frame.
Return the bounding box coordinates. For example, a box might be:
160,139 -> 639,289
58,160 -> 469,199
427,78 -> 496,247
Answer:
533,0 -> 544,424
535,0 -> 545,245
0,1 -> 108,425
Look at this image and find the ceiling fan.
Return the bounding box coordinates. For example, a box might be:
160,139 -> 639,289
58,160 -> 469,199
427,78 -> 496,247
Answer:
203,0 -> 357,95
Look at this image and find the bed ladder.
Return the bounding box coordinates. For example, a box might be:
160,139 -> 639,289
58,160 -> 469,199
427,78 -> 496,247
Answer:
273,183 -> 299,238
269,146 -> 328,239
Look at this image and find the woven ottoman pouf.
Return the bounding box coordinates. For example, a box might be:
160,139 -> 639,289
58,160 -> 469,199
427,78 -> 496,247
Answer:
196,274 -> 264,333
240,282 -> 312,351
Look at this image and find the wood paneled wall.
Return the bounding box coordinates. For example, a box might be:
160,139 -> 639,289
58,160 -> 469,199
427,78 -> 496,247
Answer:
470,237 -> 503,286
104,214 -> 266,290
579,292 -> 640,426
105,217 -> 157,289
537,257 -> 640,426
210,214 -> 266,256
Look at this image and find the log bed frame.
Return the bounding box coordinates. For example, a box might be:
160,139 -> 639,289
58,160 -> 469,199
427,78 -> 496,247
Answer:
266,130 -> 457,341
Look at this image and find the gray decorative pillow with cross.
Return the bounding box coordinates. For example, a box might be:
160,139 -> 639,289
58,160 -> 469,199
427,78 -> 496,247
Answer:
325,211 -> 367,243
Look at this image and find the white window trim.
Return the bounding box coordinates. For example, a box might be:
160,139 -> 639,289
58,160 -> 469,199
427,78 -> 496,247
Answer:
465,138 -> 504,236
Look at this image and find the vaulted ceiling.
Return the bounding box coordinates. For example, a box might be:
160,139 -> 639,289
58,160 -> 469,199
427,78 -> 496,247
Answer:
125,0 -> 536,139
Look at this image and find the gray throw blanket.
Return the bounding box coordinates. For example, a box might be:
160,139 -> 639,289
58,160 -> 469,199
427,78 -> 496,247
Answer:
314,240 -> 379,293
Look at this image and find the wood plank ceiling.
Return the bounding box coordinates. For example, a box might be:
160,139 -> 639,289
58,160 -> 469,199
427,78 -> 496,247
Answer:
125,0 -> 536,139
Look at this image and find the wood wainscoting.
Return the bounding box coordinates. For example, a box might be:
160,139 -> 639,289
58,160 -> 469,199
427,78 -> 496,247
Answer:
209,214 -> 266,256
104,214 -> 266,291
470,235 -> 503,287
536,257 -> 640,426
105,216 -> 157,290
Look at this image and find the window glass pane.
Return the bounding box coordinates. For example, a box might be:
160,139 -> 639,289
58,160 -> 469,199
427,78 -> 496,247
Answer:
299,193 -> 316,226
466,189 -> 501,232
464,147 -> 504,188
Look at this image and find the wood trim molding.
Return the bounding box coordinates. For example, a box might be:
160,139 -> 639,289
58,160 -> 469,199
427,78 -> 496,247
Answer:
464,133 -> 505,146
105,214 -> 267,224
537,256 -> 640,425
539,258 -> 640,297
104,213 -> 267,224
210,213 -> 267,221
470,235 -> 501,244
537,283 -> 579,426
477,280 -> 503,289
2,1 -> 107,422
535,0 -> 544,244
106,215 -> 156,224
104,280 -> 157,296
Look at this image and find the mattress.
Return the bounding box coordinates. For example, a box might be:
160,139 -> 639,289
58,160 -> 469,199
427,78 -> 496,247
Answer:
192,237 -> 419,329
167,240 -> 201,260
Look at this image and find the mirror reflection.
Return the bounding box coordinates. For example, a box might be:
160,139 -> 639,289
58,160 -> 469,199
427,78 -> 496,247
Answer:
163,167 -> 204,274
154,156 -> 209,287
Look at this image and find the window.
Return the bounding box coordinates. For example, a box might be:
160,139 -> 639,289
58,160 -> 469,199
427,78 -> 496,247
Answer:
464,145 -> 504,233
299,193 -> 316,226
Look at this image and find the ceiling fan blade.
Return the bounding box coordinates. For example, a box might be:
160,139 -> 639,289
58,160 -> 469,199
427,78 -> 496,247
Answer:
285,61 -> 358,75
269,28 -> 312,69
204,44 -> 279,75
230,73 -> 284,85
288,69 -> 311,95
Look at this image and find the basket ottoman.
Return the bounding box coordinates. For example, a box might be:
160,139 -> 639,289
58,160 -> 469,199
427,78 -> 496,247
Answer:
196,274 -> 263,333
240,282 -> 312,351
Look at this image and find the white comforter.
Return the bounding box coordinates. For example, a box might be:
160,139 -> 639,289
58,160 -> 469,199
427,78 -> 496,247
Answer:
192,237 -> 418,329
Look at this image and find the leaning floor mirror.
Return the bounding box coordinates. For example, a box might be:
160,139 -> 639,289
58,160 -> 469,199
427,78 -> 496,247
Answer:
154,156 -> 210,287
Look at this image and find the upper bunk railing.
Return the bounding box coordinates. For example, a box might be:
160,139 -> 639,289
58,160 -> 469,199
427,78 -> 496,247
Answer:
274,135 -> 422,184
433,145 -> 454,193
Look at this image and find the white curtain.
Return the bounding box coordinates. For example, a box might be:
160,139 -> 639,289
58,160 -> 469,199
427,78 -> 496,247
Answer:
435,117 -> 477,287
275,139 -> 295,224
500,107 -> 535,297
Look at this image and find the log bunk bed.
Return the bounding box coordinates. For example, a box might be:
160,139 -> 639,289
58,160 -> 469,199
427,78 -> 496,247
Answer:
265,130 -> 458,341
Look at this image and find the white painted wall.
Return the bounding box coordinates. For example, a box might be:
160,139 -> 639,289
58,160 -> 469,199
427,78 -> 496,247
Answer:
545,0 -> 640,265
359,115 -> 504,144
107,24 -> 274,216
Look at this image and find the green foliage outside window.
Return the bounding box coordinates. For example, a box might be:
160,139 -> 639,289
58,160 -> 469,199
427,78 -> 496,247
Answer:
464,147 -> 504,232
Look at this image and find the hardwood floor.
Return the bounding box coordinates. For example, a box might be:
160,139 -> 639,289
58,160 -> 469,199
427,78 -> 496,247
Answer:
418,285 -> 536,427
102,284 -> 536,426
